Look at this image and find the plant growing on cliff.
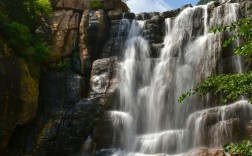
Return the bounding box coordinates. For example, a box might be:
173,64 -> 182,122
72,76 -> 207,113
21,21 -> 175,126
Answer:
178,17 -> 252,104
0,0 -> 52,62
89,0 -> 103,10
223,140 -> 252,155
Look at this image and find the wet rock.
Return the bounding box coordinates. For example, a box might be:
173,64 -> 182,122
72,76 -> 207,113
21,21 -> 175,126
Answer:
39,70 -> 83,115
41,97 -> 103,156
101,18 -> 131,58
221,56 -> 246,74
143,15 -> 165,44
187,101 -> 252,147
4,69 -> 91,156
93,112 -> 115,150
90,57 -> 119,96
150,43 -> 164,58
79,9 -> 109,74
123,12 -> 135,19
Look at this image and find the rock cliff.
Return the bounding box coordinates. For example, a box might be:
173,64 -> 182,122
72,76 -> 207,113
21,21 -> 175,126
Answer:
1,0 -> 252,156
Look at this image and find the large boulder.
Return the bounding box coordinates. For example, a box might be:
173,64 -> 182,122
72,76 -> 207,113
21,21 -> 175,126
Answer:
90,57 -> 119,97
102,0 -> 129,11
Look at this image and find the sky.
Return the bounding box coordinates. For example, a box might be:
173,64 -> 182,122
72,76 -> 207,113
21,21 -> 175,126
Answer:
126,0 -> 198,13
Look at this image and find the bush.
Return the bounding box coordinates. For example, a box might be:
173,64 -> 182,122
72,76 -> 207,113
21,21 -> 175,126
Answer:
89,0 -> 103,10
223,140 -> 252,156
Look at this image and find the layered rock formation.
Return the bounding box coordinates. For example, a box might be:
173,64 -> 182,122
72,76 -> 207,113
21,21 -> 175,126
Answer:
1,0 -> 124,155
1,0 -> 252,156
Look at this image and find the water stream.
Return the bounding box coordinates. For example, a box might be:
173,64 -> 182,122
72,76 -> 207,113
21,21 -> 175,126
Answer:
108,2 -> 252,156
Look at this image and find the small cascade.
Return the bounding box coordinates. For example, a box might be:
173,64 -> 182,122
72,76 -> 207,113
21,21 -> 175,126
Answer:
108,1 -> 252,156
187,100 -> 252,147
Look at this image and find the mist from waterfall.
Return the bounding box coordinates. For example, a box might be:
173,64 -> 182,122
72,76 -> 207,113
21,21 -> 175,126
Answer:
109,2 -> 252,156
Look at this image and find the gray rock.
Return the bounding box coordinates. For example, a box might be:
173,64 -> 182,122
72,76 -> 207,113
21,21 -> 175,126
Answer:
161,8 -> 180,18
90,57 -> 119,96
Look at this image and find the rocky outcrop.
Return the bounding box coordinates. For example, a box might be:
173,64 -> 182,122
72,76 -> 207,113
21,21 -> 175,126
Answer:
50,10 -> 80,62
90,57 -> 119,97
0,56 -> 39,153
79,9 -> 109,74
89,57 -> 119,150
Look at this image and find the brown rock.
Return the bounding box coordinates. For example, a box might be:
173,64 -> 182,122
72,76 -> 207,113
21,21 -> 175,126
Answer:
186,148 -> 225,156
50,10 -> 80,62
108,10 -> 123,20
247,120 -> 252,138
79,9 -> 109,73
102,0 -> 129,11
50,0 -> 85,10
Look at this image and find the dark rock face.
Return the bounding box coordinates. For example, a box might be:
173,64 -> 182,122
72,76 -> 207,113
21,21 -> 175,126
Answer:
161,9 -> 181,18
3,56 -> 119,155
0,57 -> 38,153
4,70 -> 84,155
143,15 -> 165,44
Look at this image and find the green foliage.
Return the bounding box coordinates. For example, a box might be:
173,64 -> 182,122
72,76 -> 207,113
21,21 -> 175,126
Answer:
0,0 -> 52,62
54,60 -> 71,69
197,0 -> 218,5
30,41 -> 51,62
89,0 -> 103,10
212,18 -> 252,60
223,140 -> 252,156
178,72 -> 252,104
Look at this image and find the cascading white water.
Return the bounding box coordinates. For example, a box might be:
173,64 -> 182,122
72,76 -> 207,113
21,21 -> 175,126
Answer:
109,2 -> 252,156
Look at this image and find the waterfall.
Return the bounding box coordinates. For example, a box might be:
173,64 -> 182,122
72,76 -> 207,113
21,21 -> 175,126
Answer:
108,2 -> 252,156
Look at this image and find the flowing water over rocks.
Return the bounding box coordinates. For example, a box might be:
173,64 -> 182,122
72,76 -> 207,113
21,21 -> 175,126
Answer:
2,1 -> 252,156
106,2 -> 252,156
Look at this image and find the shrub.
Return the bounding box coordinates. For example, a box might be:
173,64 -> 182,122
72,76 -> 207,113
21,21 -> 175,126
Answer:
89,0 -> 103,10
223,140 -> 252,156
